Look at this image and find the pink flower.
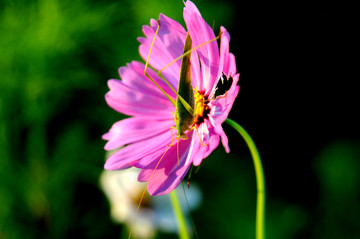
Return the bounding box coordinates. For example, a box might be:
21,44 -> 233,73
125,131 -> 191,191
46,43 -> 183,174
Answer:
103,0 -> 239,196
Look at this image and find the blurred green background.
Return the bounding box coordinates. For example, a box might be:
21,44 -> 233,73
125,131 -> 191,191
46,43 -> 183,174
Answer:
0,0 -> 358,238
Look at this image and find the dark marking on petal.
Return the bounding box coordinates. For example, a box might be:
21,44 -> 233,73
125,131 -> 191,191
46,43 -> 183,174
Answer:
215,72 -> 233,97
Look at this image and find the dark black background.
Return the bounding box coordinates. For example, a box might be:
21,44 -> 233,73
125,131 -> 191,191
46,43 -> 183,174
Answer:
227,0 -> 357,209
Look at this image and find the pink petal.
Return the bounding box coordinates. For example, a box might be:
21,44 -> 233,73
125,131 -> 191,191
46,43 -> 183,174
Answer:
147,164 -> 190,196
219,126 -> 230,153
208,121 -> 230,153
209,26 -> 231,97
103,117 -> 174,151
105,62 -> 176,119
183,0 -> 219,95
156,14 -> 203,90
137,136 -> 193,196
120,61 -> 176,99
208,72 -> 240,153
104,131 -> 172,170
156,14 -> 188,63
196,121 -> 210,145
131,147 -> 170,169
219,26 -> 231,76
209,73 -> 240,125
139,12 -> 204,97
187,122 -> 220,166
132,129 -> 185,169
228,52 -> 237,77
137,134 -> 192,180
138,17 -> 186,88
105,81 -> 172,119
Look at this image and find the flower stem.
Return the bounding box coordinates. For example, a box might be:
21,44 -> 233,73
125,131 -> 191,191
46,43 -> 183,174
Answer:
225,118 -> 266,239
170,190 -> 189,239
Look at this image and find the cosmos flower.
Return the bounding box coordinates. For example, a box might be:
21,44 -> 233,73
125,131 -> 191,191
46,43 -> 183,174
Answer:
103,0 -> 239,196
100,168 -> 156,239
100,167 -> 202,239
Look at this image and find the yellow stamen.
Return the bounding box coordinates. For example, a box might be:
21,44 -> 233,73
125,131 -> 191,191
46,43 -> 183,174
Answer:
193,89 -> 209,125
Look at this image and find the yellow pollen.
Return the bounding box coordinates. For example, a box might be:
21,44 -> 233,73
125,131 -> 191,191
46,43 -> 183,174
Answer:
194,89 -> 209,125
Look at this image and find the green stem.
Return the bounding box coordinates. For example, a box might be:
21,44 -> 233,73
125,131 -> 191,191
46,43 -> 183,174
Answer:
225,118 -> 266,239
170,190 -> 189,239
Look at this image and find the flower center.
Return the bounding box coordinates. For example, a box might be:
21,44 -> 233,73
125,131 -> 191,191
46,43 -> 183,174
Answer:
193,89 -> 210,125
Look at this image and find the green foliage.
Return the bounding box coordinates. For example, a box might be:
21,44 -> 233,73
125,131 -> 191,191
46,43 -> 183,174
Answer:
0,0 -> 130,237
312,141 -> 360,239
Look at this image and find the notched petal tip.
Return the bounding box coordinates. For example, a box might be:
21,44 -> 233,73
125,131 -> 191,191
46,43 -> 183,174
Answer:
150,18 -> 157,28
220,26 -> 230,39
137,37 -> 146,44
102,132 -> 110,140
184,0 -> 201,16
158,13 -> 166,21
107,79 -> 121,89
104,161 -> 112,170
104,157 -> 118,170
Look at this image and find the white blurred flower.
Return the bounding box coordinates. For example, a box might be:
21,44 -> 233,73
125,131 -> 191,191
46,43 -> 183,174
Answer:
100,168 -> 202,239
